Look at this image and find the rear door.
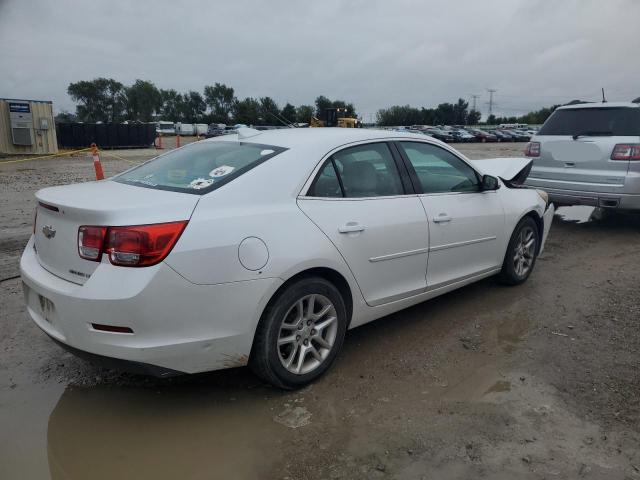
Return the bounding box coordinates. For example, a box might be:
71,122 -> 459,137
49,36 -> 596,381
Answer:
530,107 -> 640,191
396,141 -> 505,289
298,142 -> 429,307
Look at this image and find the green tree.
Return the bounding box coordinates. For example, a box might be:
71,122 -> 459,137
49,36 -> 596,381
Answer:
467,109 -> 481,125
179,91 -> 206,122
453,98 -> 469,125
258,97 -> 280,125
233,97 -> 261,125
204,83 -> 236,123
433,102 -> 455,125
280,103 -> 297,124
295,105 -> 314,123
54,110 -> 76,123
486,114 -> 497,125
159,89 -> 182,121
67,77 -> 126,123
315,96 -> 357,119
126,80 -> 162,122
314,95 -> 333,117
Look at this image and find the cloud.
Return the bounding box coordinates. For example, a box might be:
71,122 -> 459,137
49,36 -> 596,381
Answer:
0,0 -> 638,118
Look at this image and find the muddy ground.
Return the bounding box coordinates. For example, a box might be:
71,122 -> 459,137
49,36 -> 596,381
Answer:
1,141 -> 639,479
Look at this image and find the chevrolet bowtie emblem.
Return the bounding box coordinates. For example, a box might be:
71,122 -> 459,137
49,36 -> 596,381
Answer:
42,225 -> 56,239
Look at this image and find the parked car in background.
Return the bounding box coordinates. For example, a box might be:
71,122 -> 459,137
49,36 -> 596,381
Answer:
497,130 -> 521,141
451,129 -> 476,142
525,101 -> 640,211
510,130 -> 532,141
425,128 -> 454,142
156,121 -> 175,136
194,124 -> 208,136
22,128 -> 553,388
467,128 -> 498,142
488,130 -> 509,142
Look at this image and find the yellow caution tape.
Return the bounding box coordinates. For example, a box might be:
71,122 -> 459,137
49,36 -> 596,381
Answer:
0,147 -> 92,165
98,150 -> 142,165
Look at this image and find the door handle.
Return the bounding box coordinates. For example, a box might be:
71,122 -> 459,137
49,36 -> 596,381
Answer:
433,214 -> 451,224
338,222 -> 365,233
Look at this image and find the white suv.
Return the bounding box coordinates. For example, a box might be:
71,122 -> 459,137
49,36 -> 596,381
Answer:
525,101 -> 640,210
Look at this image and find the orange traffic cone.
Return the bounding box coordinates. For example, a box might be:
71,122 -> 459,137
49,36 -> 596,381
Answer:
90,143 -> 105,180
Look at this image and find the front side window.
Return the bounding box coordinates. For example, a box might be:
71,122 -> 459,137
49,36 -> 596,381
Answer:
115,141 -> 287,194
399,142 -> 479,194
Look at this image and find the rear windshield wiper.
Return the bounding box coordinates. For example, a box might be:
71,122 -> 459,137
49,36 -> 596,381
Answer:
572,131 -> 613,140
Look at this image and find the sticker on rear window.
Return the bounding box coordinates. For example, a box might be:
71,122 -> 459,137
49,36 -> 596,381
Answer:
260,149 -> 275,156
189,178 -> 214,189
209,165 -> 234,178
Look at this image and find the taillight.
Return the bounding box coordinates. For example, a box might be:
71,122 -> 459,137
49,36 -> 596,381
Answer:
78,226 -> 107,261
77,221 -> 187,267
611,144 -> 640,161
524,141 -> 540,157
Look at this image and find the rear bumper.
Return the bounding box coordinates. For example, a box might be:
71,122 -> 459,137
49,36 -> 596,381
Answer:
526,180 -> 640,210
20,236 -> 282,374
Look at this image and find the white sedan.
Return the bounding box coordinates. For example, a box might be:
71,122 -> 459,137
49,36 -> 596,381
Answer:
21,128 -> 554,388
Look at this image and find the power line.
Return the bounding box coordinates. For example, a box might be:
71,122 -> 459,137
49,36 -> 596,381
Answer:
469,94 -> 480,112
486,89 -> 497,117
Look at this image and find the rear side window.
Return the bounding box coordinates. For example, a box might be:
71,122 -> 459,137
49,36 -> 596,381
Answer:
539,107 -> 640,136
309,143 -> 404,198
115,141 -> 287,194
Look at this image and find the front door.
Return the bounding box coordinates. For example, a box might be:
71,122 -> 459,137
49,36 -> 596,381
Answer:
396,141 -> 505,289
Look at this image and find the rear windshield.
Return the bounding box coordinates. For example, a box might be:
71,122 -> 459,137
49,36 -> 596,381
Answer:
115,141 -> 287,194
539,107 -> 640,136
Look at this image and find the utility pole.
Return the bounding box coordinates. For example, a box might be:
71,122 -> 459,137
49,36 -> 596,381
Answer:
486,89 -> 497,117
470,94 -> 480,112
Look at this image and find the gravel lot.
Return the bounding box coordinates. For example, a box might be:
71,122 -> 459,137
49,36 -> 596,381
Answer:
1,140 -> 639,479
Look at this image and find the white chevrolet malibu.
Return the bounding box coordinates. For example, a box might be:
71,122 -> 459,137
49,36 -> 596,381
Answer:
21,128 -> 554,388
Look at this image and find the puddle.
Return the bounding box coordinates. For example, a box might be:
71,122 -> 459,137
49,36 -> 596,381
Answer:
40,384 -> 300,480
484,380 -> 511,394
496,315 -> 529,354
555,206 -> 597,224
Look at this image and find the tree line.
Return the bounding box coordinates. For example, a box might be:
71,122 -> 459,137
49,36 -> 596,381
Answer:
377,100 -> 560,126
59,78 -> 357,126
485,105 -> 560,125
376,99 -> 482,126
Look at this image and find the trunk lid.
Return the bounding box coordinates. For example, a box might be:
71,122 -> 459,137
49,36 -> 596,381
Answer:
34,180 -> 199,284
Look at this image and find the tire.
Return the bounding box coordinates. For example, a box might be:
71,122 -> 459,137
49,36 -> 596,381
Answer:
497,216 -> 539,285
249,276 -> 347,389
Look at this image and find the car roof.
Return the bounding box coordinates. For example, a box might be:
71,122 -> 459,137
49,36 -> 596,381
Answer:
202,127 -> 438,150
556,101 -> 640,110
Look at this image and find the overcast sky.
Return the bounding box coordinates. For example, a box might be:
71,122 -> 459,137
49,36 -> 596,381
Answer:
1,0 -> 638,120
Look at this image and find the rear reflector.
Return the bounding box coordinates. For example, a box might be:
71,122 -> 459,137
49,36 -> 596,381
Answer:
78,221 -> 187,267
91,323 -> 134,334
611,144 -> 640,160
524,141 -> 540,157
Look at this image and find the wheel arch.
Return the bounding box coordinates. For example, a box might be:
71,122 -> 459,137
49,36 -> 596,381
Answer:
519,209 -> 544,254
248,266 -> 355,364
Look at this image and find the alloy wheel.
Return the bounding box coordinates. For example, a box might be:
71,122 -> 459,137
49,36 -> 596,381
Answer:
277,294 -> 338,375
513,226 -> 536,277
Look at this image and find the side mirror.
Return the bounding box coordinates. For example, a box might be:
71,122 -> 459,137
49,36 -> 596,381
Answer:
481,174 -> 500,191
